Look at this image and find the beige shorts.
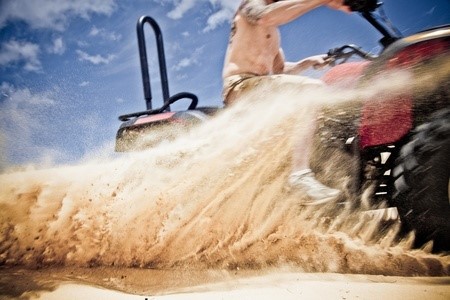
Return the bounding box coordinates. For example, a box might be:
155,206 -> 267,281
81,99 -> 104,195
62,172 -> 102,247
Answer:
222,74 -> 323,106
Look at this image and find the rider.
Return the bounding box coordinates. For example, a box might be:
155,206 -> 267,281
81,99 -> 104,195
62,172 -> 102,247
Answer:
222,0 -> 351,205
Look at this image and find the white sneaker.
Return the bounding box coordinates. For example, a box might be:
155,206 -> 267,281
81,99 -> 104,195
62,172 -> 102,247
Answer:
289,169 -> 340,205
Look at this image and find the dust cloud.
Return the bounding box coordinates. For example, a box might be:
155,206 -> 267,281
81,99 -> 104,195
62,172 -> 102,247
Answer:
0,71 -> 449,279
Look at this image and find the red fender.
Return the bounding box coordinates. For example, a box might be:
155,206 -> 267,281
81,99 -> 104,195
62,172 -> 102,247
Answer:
322,61 -> 370,88
322,62 -> 412,149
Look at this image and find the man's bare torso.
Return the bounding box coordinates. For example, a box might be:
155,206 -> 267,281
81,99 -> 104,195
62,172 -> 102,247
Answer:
222,1 -> 282,78
222,0 -> 350,80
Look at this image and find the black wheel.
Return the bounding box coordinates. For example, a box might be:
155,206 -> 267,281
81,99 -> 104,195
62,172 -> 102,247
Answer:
393,108 -> 450,252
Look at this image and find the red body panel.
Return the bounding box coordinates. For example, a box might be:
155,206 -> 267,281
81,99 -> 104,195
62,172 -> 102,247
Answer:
359,94 -> 412,148
134,112 -> 176,125
323,61 -> 413,149
322,61 -> 370,88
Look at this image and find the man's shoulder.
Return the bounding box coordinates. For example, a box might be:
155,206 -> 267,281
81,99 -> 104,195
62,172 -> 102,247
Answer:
236,0 -> 268,25
237,0 -> 267,14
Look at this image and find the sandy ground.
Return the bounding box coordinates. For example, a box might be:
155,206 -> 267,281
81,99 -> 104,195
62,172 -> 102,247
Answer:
34,273 -> 450,300
1,267 -> 449,300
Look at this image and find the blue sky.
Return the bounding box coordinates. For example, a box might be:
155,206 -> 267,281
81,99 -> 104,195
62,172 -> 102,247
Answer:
0,0 -> 449,170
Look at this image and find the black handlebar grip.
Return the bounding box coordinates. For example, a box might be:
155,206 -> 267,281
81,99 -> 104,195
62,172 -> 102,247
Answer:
344,0 -> 379,12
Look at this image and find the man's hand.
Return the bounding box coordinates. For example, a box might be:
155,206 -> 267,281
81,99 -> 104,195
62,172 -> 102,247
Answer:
284,54 -> 332,74
325,0 -> 352,13
305,54 -> 332,70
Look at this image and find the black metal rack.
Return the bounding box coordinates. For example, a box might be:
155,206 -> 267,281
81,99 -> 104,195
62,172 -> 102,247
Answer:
119,16 -> 198,122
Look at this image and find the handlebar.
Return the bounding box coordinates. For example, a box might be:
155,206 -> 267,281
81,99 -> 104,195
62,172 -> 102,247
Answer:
326,44 -> 377,66
344,0 -> 380,13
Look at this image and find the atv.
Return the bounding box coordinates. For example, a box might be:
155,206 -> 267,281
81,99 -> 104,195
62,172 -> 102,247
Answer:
115,0 -> 449,252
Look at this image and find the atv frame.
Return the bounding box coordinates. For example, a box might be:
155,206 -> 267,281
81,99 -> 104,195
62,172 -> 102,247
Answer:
116,0 -> 449,252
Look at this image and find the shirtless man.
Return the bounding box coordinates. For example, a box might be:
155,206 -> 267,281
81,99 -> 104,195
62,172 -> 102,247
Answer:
222,0 -> 351,205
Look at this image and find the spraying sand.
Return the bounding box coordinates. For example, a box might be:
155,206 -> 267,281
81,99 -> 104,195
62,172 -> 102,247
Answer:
0,73 -> 449,299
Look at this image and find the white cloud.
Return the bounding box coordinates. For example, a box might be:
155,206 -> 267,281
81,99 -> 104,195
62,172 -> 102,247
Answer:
48,37 -> 66,55
0,40 -> 42,72
174,57 -> 193,70
176,73 -> 188,80
0,0 -> 116,31
76,50 -> 115,65
165,0 -> 238,31
167,0 -> 197,19
79,81 -> 90,87
0,82 -> 57,168
89,25 -> 122,41
425,6 -> 435,16
172,46 -> 204,71
89,26 -> 101,36
203,5 -> 235,32
77,40 -> 90,48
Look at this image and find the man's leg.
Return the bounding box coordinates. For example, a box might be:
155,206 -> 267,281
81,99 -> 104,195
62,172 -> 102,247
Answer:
224,73 -> 340,205
269,75 -> 341,205
291,105 -> 317,171
289,108 -> 340,205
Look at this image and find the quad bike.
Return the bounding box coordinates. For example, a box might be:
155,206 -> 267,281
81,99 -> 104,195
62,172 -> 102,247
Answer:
115,0 -> 449,252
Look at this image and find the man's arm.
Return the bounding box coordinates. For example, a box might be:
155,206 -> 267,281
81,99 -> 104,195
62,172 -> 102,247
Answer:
274,50 -> 330,75
239,0 -> 349,26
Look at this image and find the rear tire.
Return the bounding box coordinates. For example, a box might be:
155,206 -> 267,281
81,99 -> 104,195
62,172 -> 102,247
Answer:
393,108 -> 450,252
